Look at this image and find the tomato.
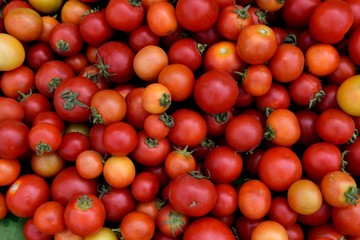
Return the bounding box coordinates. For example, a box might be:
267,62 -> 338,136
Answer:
326,55 -> 356,85
255,83 -> 291,114
316,108 -> 355,145
286,223 -> 304,240
164,146 -> 196,179
287,179 -> 323,215
281,0 -> 321,28
144,113 -> 173,139
18,91 -> 52,125
0,158 -> 21,186
60,0 -> 91,25
309,0 -> 353,44
216,4 -> 253,41
49,22 -> 84,57
4,7 -> 43,42
147,1 -> 178,36
258,147 -> 302,192
33,201 -> 65,235
142,83 -> 172,114
0,120 -> 29,160
133,45 -> 169,81
128,25 -> 160,52
337,75 -> 360,117
240,64 -> 272,97
268,43 -> 304,83
167,37 -> 205,72
99,185 -> 136,223
332,198 -> 360,236
264,108 -> 301,147
194,70 -> 239,114
2,1 -> 32,20
105,0 -> 144,32
135,199 -> 162,221
191,25 -> 223,47
315,84 -> 340,113
238,180 -> 271,220
234,215 -> 262,240
51,166 -> 98,206
125,87 -> 151,129
320,170 -> 358,208
236,24 -> 278,65
90,89 -> 127,124
64,193 -> 106,237
64,53 -> 89,74
348,26 -> 360,67
83,227 -> 117,240
26,42 -> 55,71
27,123 -> 62,155
53,76 -> 100,123
182,217 -> 235,240
6,174 -> 50,218
58,132 -> 90,162
23,218 -> 52,240
306,223 -> 345,240
297,200 -> 332,227
156,203 -> 189,238
343,138 -> 360,176
167,108 -> 207,147
120,211 -> 156,240
103,155 -> 136,188
131,171 -> 160,203
250,220 -> 288,239
35,60 -> 75,98
38,16 -> 60,44
28,0 -> 63,14
176,0 -> 219,32
288,73 -> 324,108
203,41 -> 246,79
256,0 -> 285,12
267,196 -> 297,229
0,97 -> 24,122
168,172 -> 217,217
79,9 -> 115,47
75,150 -> 103,180
0,33 -> 25,71
305,43 -> 340,76
31,152 -> 66,178
102,121 -> 137,156
54,228 -> 83,240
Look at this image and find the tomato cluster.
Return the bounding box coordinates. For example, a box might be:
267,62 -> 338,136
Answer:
0,0 -> 360,239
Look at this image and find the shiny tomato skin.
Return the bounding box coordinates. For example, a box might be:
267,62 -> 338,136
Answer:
183,217 -> 235,240
332,198 -> 360,236
0,120 -> 29,160
281,0 -> 321,28
337,75 -> 360,117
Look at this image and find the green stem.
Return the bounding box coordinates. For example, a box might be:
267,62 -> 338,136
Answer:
61,89 -> 89,110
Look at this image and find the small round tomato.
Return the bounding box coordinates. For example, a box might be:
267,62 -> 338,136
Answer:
326,55 -> 356,85
75,150 -> 103,180
267,196 -> 298,229
297,200 -> 332,227
0,33 -> 25,71
348,26 -> 360,66
255,82 -> 291,113
0,120 -> 29,160
31,152 -> 66,178
103,156 -> 136,188
320,170 -> 358,208
240,64 -> 272,97
287,179 -> 323,215
125,87 -> 151,129
251,220 -> 288,240
156,203 -> 189,238
337,75 -> 360,116
60,0 -> 91,25
57,131 -> 90,162
332,198 -> 360,236
144,113 -> 173,140
6,174 -> 50,218
26,42 -> 55,71
131,171 -> 160,203
147,1 -> 178,36
164,146 -> 196,179
142,83 -> 172,114
305,43 -> 340,76
64,193 -> 106,237
237,24 -> 278,65
0,158 -> 21,186
128,25 -> 160,52
54,228 -> 83,240
120,211 -> 156,240
281,0 -> 321,29
33,201 -> 65,235
102,122 -> 137,156
256,0 -> 285,12
23,218 -> 52,240
27,123 -> 62,156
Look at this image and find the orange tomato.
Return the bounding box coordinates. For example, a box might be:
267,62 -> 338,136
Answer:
76,150 -> 103,179
147,1 -> 178,36
38,16 -> 60,44
142,83 -> 172,114
60,0 -> 91,25
305,43 -> 340,76
103,156 -> 136,188
251,220 -> 288,240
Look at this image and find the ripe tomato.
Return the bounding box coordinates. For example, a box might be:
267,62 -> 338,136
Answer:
326,55 -> 356,85
194,70 -> 239,114
28,0 -> 63,14
240,64 -> 272,97
19,91 -> 53,125
60,0 -> 91,25
27,123 -> 63,155
316,108 -> 355,145
147,1 -> 178,36
182,217 -> 235,240
168,172 -> 217,217
211,183 -> 238,218
251,220 -> 288,240
4,7 -> 43,42
64,193 -> 106,237
320,170 -> 358,208
164,146 -> 196,179
103,156 -> 136,188
305,43 -> 340,76
309,0 -> 353,44
26,42 -> 55,71
268,43 -> 304,82
238,180 -> 272,220
343,138 -> 360,176
105,0 -> 144,32
167,108 -> 207,147
6,174 -> 50,218
23,218 -> 52,240
267,196 -> 297,229
337,75 -> 360,116
225,113 -> 264,153
128,25 -> 160,52
0,33 -> 25,71
142,83 -> 172,114
297,200 -> 332,227
38,16 -> 59,44
131,171 -> 160,203
237,24 -> 278,65
216,4 -> 253,41
306,223 -> 345,240
256,0 -> 285,12
144,113 -> 173,139
33,201 -> 65,235
255,83 -> 291,114
125,87 -> 151,129
281,0 -> 321,29
287,179 -> 323,215
31,152 -> 65,178
120,211 -> 156,240
84,227 -> 118,240
264,108 -> 301,147
332,198 -> 360,236
0,158 -> 21,186
258,147 -> 302,192
176,0 -> 219,32
75,150 -> 103,180
0,97 -> 24,122
0,120 -> 29,160
156,203 -> 189,238
348,26 -> 360,66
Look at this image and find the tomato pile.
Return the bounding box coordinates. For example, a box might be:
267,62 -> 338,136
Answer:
0,0 -> 360,239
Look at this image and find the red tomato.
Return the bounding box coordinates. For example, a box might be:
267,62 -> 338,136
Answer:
143,113 -> 173,140
307,223 -> 345,240
147,1 -> 178,37
255,82 -> 291,113
267,196 -> 298,229
57,132 -> 90,162
156,203 -> 189,238
295,109 -> 321,146
211,184 -> 238,217
128,24 -> 160,52
131,171 -> 160,203
31,152 -> 66,179
18,91 -> 52,125
348,26 -> 360,67
281,0 -> 321,28
120,211 -> 156,240
0,97 -> 24,122
6,174 -> 50,218
240,64 -> 272,97
33,201 -> 65,235
305,43 -> 340,76
23,218 -> 52,240
26,42 -> 55,71
332,198 -> 360,236
297,200 -> 332,227
168,172 -> 217,217
27,123 -> 63,155
0,158 -> 21,187
0,65 -> 35,99
103,156 -> 136,189
64,193 -> 106,237
0,120 -> 29,160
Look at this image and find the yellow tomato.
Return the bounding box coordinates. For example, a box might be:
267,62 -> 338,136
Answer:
0,33 -> 25,71
84,227 -> 118,240
337,75 -> 360,116
28,0 -> 64,14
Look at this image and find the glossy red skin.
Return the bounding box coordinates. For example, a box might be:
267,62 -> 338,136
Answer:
267,197 -> 298,229
88,123 -> 109,155
26,42 -> 55,71
19,93 -> 52,125
295,109 -> 321,146
281,0 -> 321,28
57,132 -> 90,161
0,120 -> 29,160
23,218 -> 52,240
